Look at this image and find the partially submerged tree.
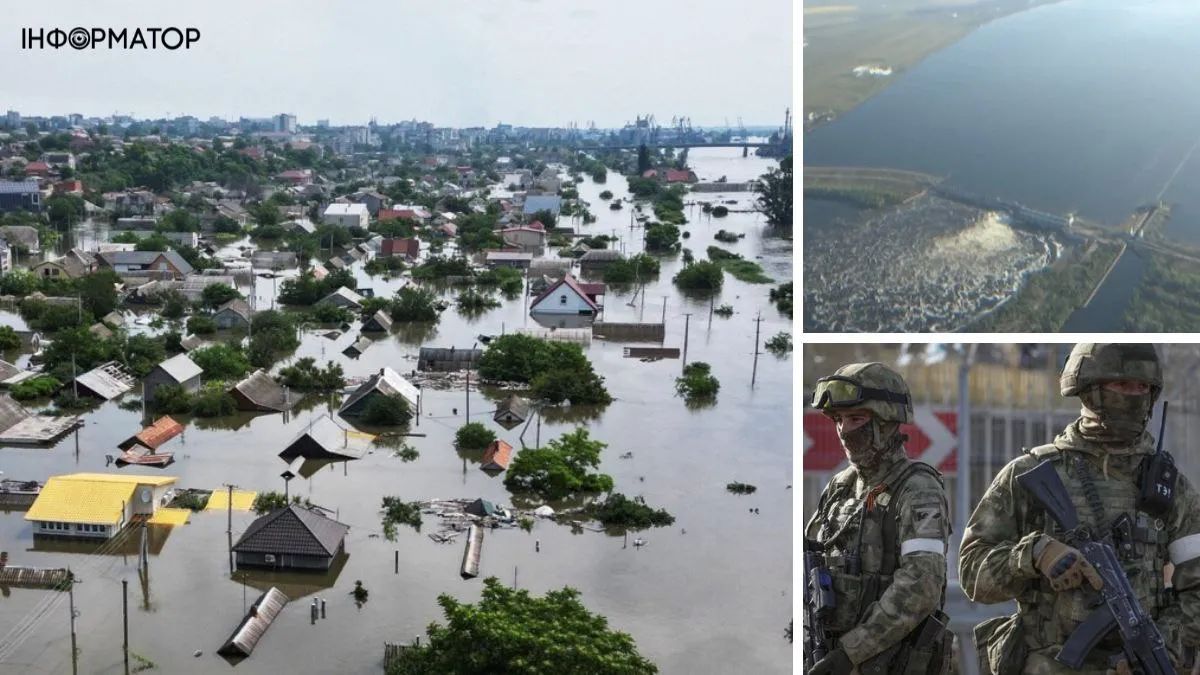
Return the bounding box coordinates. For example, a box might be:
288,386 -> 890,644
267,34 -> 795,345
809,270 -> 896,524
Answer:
675,362 -> 720,404
756,156 -> 792,227
387,577 -> 658,675
504,428 -> 613,501
455,422 -> 496,450
363,394 -> 412,426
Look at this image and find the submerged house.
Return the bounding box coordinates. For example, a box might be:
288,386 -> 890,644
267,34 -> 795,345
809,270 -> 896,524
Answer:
417,347 -> 482,372
342,335 -> 373,359
25,473 -> 178,539
217,587 -> 288,658
278,415 -> 372,461
360,309 -> 393,332
338,367 -> 420,418
71,361 -> 137,400
529,275 -> 601,316
118,416 -> 184,452
320,286 -> 365,309
229,369 -> 297,413
481,440 -> 513,472
213,298 -> 253,330
0,395 -> 81,445
493,394 -> 529,429
141,353 -> 203,406
233,505 -> 350,571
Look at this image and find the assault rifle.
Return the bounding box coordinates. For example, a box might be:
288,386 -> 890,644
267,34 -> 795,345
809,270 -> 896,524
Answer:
1017,460 -> 1176,675
804,539 -> 836,669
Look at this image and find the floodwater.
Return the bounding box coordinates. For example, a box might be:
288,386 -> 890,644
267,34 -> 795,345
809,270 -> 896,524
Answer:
805,0 -> 1200,245
1060,245 -> 1147,331
0,148 -> 793,674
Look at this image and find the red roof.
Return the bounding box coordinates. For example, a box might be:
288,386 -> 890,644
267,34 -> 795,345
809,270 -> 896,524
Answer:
577,282 -> 606,297
381,238 -> 420,259
25,161 -> 50,174
526,220 -> 545,231
481,440 -> 513,471
642,169 -> 658,178
379,208 -> 424,222
530,274 -> 600,312
664,169 -> 694,183
54,180 -> 83,193
121,416 -> 184,451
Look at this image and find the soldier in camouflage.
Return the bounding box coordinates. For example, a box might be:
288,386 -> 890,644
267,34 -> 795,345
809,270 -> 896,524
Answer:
960,343 -> 1200,674
805,362 -> 954,675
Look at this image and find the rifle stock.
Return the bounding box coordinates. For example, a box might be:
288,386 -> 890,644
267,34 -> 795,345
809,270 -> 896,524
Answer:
1016,460 -> 1081,533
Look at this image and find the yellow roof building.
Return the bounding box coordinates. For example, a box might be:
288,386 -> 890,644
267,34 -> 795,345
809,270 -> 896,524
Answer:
25,473 -> 178,526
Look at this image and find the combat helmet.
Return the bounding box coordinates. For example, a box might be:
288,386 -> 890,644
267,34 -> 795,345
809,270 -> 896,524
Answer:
1060,343 -> 1162,397
812,362 -> 913,424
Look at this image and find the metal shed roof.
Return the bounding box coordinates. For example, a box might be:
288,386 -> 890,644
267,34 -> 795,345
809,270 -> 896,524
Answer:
154,353 -> 203,384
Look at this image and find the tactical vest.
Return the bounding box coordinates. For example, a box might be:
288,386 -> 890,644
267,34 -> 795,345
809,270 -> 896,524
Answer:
1018,444 -> 1176,659
810,460 -> 950,672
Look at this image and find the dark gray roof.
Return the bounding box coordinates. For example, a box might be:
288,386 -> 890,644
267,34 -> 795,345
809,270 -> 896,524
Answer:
496,394 -> 530,420
342,336 -> 373,357
361,309 -> 393,332
230,369 -> 296,412
465,498 -> 497,517
0,396 -> 31,432
216,298 -> 252,321
0,359 -> 22,382
97,250 -> 194,276
233,504 -> 349,557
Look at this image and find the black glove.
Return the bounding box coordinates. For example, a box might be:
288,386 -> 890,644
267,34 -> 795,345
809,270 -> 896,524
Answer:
810,647 -> 853,675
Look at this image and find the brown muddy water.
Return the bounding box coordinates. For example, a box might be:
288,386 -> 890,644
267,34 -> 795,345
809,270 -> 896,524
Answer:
0,148 -> 793,674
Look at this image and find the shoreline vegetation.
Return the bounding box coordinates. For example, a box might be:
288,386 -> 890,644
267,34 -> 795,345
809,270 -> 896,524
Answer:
803,0 -> 1064,131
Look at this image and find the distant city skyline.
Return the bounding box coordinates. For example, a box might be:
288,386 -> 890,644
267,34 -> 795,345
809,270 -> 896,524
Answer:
4,0 -> 793,129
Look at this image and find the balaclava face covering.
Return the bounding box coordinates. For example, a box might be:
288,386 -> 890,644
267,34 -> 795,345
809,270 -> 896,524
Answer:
1077,385 -> 1154,445
838,416 -> 904,472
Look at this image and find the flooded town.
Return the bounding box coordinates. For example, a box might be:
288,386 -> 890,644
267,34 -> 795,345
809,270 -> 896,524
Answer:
0,106 -> 793,674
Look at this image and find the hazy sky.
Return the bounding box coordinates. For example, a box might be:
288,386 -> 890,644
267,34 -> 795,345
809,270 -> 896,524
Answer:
3,1 -> 793,128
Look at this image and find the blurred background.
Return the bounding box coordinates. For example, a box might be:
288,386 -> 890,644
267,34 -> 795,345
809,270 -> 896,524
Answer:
801,343 -> 1200,673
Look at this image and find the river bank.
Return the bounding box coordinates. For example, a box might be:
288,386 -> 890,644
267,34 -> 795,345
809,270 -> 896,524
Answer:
803,0 -> 1064,131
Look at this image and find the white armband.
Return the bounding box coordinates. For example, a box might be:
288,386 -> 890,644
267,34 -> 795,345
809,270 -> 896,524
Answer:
1169,533 -> 1200,565
900,538 -> 946,556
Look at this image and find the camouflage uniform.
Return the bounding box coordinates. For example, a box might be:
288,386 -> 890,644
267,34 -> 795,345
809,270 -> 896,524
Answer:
960,344 -> 1200,674
806,363 -> 953,674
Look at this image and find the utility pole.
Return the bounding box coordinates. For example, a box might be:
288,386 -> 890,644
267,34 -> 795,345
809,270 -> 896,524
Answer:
535,405 -> 542,449
751,313 -> 763,388
68,573 -> 79,675
223,483 -> 236,574
122,579 -> 129,675
682,313 -> 693,368
661,296 -> 668,325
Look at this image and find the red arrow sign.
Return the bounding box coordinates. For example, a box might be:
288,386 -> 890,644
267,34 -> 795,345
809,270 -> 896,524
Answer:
803,409 -> 957,474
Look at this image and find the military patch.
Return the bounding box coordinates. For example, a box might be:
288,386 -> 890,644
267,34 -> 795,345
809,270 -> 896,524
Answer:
912,505 -> 945,539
